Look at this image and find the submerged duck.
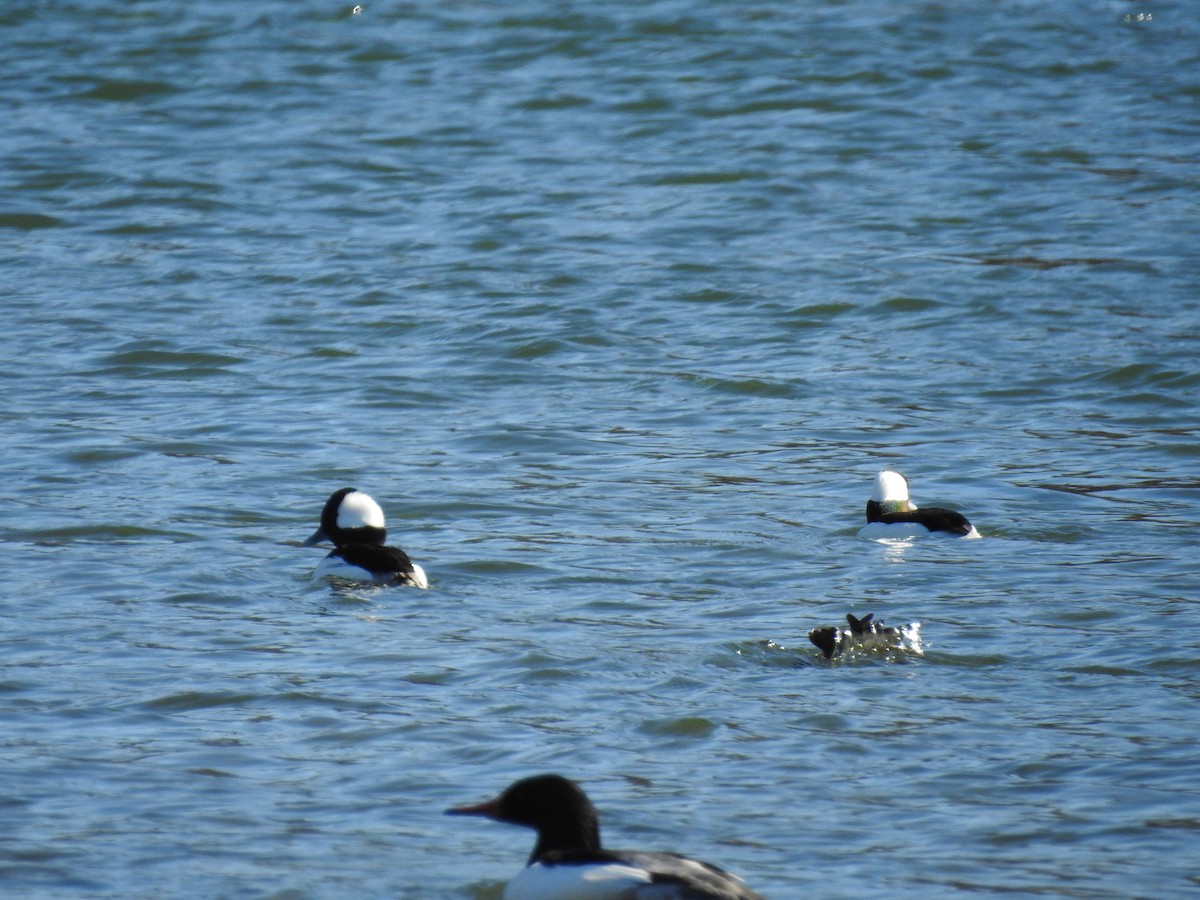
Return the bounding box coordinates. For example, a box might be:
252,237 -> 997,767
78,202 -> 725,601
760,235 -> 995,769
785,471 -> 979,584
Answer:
857,470 -> 980,539
808,612 -> 921,660
447,774 -> 765,900
302,487 -> 428,588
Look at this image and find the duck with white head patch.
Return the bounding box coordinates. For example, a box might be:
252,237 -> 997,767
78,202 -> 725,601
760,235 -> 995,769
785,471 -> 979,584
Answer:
858,470 -> 980,540
303,487 -> 428,587
447,774 -> 765,900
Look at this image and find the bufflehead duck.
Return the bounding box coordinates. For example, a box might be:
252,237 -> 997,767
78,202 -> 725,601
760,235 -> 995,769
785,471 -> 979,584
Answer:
808,613 -> 922,660
857,470 -> 980,539
302,487 -> 428,588
447,774 -> 765,900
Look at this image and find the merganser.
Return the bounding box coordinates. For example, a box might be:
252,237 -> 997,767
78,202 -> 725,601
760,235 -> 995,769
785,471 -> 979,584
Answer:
447,774 -> 765,900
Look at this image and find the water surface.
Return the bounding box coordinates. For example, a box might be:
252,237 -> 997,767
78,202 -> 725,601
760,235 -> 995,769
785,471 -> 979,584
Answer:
2,2 -> 1198,897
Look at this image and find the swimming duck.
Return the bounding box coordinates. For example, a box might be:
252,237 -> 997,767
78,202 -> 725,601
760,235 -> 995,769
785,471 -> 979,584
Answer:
303,487 -> 428,588
447,774 -> 765,900
808,613 -> 921,660
858,470 -> 979,539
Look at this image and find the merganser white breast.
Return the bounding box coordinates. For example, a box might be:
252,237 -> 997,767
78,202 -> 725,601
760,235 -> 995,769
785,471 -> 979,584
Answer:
857,470 -> 980,539
302,487 -> 428,588
447,774 -> 765,900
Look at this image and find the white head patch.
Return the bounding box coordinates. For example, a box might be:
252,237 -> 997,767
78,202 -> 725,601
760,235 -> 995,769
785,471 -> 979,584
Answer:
872,470 -> 913,509
337,490 -> 385,530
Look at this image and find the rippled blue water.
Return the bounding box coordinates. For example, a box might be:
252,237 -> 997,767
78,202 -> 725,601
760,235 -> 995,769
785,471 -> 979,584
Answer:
3,2 -> 1198,897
